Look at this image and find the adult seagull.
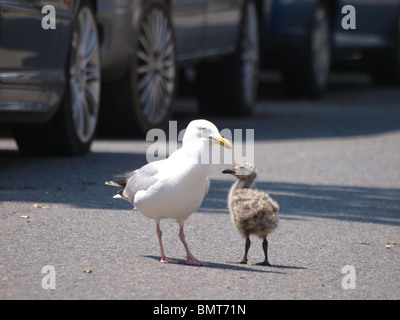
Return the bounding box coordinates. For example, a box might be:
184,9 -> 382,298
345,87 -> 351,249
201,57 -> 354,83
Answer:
106,119 -> 232,266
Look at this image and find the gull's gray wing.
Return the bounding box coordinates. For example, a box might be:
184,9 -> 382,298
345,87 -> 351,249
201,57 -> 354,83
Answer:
119,161 -> 162,203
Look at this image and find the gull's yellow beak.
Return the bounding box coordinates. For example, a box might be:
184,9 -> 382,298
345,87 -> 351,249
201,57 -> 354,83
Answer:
212,136 -> 232,149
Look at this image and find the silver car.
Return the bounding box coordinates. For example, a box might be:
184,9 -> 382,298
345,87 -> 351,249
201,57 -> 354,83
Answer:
0,0 -> 261,155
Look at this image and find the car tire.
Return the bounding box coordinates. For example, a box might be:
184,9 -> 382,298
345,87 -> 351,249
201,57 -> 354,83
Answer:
100,0 -> 177,136
368,13 -> 400,85
283,2 -> 331,97
196,0 -> 259,116
14,0 -> 101,155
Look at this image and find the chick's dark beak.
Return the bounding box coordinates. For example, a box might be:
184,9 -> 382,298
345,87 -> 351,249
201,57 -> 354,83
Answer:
222,168 -> 235,174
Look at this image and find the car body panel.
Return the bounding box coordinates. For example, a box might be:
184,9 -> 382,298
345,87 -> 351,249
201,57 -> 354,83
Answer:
203,0 -> 241,52
333,0 -> 400,53
96,0 -> 141,81
266,0 -> 316,48
0,0 -> 76,123
172,0 -> 206,60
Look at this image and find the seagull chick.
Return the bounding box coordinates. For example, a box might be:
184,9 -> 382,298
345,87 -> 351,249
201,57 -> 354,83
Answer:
106,119 -> 232,266
222,162 -> 278,266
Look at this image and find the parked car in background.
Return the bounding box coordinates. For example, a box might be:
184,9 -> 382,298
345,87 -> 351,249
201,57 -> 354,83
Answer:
0,0 -> 261,155
0,0 -> 100,155
99,0 -> 261,136
261,0 -> 400,96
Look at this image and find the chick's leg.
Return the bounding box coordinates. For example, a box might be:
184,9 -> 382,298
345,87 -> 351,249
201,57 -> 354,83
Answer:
239,237 -> 251,264
258,237 -> 271,266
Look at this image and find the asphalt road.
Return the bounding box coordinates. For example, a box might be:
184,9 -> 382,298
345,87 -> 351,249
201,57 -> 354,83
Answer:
1,72 -> 400,300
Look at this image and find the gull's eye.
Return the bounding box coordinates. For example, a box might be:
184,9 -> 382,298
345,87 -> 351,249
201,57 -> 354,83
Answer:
199,127 -> 210,135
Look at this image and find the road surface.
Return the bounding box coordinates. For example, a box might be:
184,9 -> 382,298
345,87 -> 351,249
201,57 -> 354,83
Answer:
1,73 -> 399,300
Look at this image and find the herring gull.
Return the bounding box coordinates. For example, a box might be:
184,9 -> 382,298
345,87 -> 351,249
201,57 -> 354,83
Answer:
106,119 -> 232,266
222,162 -> 279,266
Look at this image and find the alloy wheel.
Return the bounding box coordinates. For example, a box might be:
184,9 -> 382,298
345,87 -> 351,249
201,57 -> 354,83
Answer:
136,7 -> 176,126
69,6 -> 101,143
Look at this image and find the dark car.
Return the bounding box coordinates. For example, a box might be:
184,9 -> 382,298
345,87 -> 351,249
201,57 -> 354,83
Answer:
0,0 -> 261,155
262,0 -> 400,96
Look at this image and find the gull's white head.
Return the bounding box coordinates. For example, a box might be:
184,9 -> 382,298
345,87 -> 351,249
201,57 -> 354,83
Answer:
182,119 -> 232,149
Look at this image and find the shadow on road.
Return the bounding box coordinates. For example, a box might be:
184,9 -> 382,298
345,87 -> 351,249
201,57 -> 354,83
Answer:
1,149 -> 399,227
143,255 -> 297,274
201,179 -> 400,227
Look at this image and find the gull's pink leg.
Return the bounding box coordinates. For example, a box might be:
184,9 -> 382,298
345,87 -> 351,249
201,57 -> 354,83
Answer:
179,225 -> 209,266
156,222 -> 179,264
